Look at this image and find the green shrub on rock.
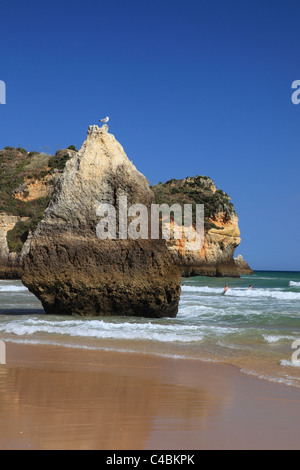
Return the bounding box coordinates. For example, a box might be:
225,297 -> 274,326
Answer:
49,154 -> 70,170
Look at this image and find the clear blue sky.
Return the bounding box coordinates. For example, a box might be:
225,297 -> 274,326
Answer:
1,0 -> 299,271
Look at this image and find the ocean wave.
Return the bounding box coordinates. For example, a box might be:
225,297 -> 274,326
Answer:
250,277 -> 276,280
290,281 -> 300,287
0,285 -> 28,292
280,360 -> 300,368
240,368 -> 300,388
227,289 -> 300,301
182,285 -> 300,300
0,316 -> 241,344
0,318 -> 205,343
182,285 -> 223,294
263,335 -> 296,344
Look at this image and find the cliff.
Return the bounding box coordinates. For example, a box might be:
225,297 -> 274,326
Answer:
0,214 -> 29,278
152,177 -> 249,277
0,146 -> 75,272
21,125 -> 181,317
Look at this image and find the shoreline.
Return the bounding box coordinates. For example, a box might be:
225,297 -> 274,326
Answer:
3,336 -> 300,391
1,342 -> 300,450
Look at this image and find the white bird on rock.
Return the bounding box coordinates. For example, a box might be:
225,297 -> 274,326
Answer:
99,116 -> 109,124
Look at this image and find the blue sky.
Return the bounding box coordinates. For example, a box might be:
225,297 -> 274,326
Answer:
0,0 -> 299,271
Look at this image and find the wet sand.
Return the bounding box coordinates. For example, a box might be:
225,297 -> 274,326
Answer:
0,342 -> 300,450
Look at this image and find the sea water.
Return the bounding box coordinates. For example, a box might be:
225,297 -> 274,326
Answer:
0,271 -> 299,387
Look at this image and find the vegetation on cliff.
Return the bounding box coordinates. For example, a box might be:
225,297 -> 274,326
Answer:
0,147 -> 73,252
151,176 -> 235,230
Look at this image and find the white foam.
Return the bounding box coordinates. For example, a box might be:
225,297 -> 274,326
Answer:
290,281 -> 300,287
263,335 -> 296,344
228,289 -> 300,301
280,360 -> 300,368
182,285 -> 223,294
0,285 -> 28,292
0,318 -> 205,343
240,368 -> 300,388
182,285 -> 300,301
247,276 -> 275,280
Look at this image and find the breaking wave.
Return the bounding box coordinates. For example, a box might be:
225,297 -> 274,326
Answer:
181,285 -> 300,301
0,285 -> 28,292
290,281 -> 300,287
0,318 -> 205,343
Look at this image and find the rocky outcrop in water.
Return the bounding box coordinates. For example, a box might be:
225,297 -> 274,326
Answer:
22,125 -> 181,317
0,214 -> 29,278
234,254 -> 254,275
152,177 -> 251,277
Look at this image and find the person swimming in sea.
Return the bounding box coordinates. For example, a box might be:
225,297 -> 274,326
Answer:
223,284 -> 229,295
248,285 -> 253,290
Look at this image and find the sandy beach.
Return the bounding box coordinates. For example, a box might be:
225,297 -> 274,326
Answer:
0,342 -> 299,450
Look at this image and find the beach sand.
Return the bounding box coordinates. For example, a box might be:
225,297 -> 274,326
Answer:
0,342 -> 300,450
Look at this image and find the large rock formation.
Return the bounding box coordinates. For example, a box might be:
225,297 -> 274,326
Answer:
234,254 -> 254,275
165,213 -> 242,278
0,146 -> 67,279
22,125 -> 181,317
0,214 -> 26,278
0,214 -> 35,279
152,177 -> 251,277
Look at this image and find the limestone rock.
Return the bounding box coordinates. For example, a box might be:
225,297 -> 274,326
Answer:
0,214 -> 30,279
152,177 -> 243,278
164,213 -> 241,278
234,254 -> 254,275
22,126 -> 181,317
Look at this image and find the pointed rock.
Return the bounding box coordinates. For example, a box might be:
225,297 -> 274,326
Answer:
22,126 -> 181,317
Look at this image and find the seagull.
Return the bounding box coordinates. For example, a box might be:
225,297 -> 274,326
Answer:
99,116 -> 109,124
